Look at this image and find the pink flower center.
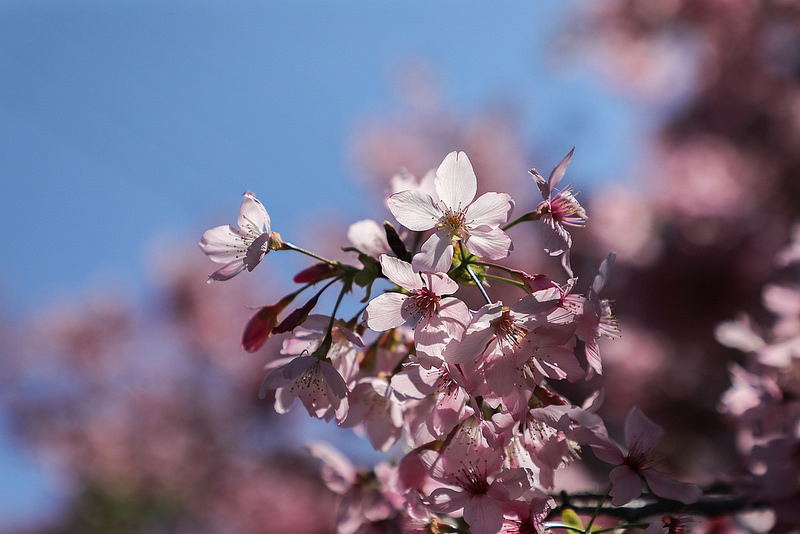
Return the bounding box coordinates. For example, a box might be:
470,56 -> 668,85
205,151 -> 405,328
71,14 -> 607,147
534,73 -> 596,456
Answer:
438,207 -> 467,237
411,287 -> 441,318
549,189 -> 587,227
490,309 -> 528,348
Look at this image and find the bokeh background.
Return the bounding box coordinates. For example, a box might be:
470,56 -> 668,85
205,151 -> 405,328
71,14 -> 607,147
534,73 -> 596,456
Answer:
2,0 -> 800,532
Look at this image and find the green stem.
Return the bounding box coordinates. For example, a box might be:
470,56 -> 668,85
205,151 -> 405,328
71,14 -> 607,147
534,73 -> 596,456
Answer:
282,241 -> 337,265
465,264 -> 492,304
503,209 -> 542,231
482,273 -> 527,290
585,486 -> 611,532
592,523 -> 650,533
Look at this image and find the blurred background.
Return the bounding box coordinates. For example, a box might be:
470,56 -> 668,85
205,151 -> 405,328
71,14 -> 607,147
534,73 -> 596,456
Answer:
2,0 -> 800,532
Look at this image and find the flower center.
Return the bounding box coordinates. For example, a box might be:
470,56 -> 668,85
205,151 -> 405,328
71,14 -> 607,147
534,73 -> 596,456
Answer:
438,208 -> 467,238
411,287 -> 441,318
490,309 -> 528,348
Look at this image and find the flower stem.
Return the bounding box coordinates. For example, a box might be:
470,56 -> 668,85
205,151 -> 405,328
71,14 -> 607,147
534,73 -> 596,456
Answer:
585,486 -> 610,532
503,209 -> 542,231
465,264 -> 492,305
281,241 -> 337,265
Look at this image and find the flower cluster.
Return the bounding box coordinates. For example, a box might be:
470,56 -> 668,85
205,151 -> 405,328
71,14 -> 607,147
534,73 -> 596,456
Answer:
200,150 -> 705,534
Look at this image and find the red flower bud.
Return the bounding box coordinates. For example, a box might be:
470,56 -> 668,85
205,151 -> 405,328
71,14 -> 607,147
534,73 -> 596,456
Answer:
293,262 -> 341,284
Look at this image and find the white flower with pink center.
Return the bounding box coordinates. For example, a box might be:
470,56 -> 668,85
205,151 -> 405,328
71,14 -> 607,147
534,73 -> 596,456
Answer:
388,151 -> 514,273
530,149 -> 587,256
199,190 -> 279,282
364,255 -> 470,368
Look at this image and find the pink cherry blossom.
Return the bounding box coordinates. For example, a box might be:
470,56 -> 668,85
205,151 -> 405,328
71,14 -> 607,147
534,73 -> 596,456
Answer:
530,149 -> 587,257
387,151 -> 514,273
422,445 -> 532,534
364,254 -> 470,367
199,191 -> 279,282
591,407 -> 701,506
259,354 -> 349,423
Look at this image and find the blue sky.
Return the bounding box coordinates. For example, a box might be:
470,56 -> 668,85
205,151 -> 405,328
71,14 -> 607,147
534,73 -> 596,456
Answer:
0,0 -> 645,317
0,0 -> 648,527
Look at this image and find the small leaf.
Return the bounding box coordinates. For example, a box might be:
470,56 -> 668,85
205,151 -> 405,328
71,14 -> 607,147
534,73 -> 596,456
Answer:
561,508 -> 584,530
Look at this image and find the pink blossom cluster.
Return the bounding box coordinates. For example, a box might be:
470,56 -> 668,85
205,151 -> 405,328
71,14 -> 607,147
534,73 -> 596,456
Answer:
716,224 -> 800,530
201,150 -> 703,534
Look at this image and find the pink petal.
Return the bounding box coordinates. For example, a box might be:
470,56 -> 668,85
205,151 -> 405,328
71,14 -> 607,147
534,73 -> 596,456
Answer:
546,148 -> 575,196
609,464 -> 643,506
435,151 -> 477,210
364,293 -> 409,331
412,232 -> 454,274
379,254 -> 422,290
238,190 -> 270,235
207,260 -> 247,282
387,189 -> 441,232
465,192 -> 514,227
463,494 -> 504,534
200,224 -> 247,263
624,407 -> 663,457
424,271 -> 459,296
643,470 -> 702,504
464,226 -> 512,260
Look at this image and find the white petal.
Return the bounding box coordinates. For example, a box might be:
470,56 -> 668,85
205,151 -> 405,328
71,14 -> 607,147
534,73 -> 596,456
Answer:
547,148 -> 575,195
200,224 -> 247,263
347,219 -> 390,257
465,192 -> 513,228
380,254 -> 422,290
435,151 -> 477,210
387,190 -> 441,232
424,271 -> 459,297
364,293 -> 409,331
412,232 -> 455,274
464,227 -> 512,260
208,260 -> 247,282
238,191 -> 270,235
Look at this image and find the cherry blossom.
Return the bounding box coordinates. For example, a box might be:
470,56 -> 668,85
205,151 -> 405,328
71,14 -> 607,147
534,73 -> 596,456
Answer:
199,190 -> 280,282
259,354 -> 349,423
387,151 -> 514,273
363,254 -> 470,367
591,407 -> 701,506
530,148 -> 587,257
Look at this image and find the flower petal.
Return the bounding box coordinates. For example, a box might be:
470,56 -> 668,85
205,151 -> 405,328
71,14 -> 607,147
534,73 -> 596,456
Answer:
435,151 -> 477,210
238,190 -> 270,235
208,260 -> 247,282
412,232 -> 454,274
463,494 -> 504,534
609,464 -> 643,506
464,227 -> 512,261
380,254 -> 423,290
547,148 -> 575,195
200,224 -> 247,263
624,407 -> 663,457
643,470 -> 702,504
387,190 -> 441,232
465,192 -> 513,228
364,293 -> 409,331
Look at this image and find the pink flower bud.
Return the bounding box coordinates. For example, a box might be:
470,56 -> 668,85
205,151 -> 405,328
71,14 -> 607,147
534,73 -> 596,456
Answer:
293,262 -> 341,284
241,295 -> 294,352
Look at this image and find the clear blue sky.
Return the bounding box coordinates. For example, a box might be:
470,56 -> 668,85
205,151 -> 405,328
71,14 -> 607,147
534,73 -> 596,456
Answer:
0,0 -> 644,317
0,0 -> 647,527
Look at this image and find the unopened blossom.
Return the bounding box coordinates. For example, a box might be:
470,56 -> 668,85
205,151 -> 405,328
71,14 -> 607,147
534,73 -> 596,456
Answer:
530,149 -> 587,257
388,151 -> 514,273
364,254 -> 470,367
199,191 -> 281,282
591,407 -> 701,506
